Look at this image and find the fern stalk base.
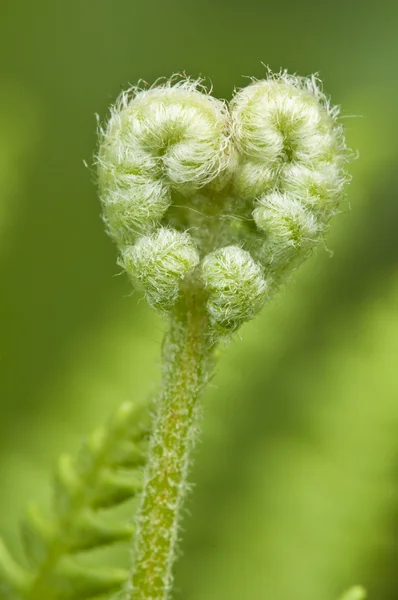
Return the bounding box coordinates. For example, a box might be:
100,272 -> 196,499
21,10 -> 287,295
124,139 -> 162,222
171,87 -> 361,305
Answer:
128,284 -> 214,600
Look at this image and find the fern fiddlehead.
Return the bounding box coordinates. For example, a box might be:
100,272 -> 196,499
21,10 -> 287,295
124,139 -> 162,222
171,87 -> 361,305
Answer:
1,69 -> 352,600
0,402 -> 150,600
96,72 -> 349,599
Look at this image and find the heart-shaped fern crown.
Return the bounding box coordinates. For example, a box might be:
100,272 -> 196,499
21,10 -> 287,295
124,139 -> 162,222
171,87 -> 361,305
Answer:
97,72 -> 349,334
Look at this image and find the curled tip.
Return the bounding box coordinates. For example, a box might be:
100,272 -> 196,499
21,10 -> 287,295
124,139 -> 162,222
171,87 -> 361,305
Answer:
280,163 -> 346,214
231,73 -> 340,163
231,73 -> 346,204
230,72 -> 348,284
201,245 -> 267,334
121,228 -> 199,310
97,78 -> 233,246
253,191 -> 319,272
97,70 -> 350,329
233,160 -> 276,200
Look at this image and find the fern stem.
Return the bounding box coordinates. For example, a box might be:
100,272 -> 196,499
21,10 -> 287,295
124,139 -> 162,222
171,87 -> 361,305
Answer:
128,283 -> 214,600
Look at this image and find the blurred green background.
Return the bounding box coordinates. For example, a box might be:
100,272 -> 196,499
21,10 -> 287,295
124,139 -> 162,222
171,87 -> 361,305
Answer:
1,0 -> 398,598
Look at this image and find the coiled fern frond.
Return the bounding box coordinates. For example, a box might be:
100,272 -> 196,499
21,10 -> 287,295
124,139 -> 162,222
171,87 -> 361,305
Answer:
0,402 -> 150,600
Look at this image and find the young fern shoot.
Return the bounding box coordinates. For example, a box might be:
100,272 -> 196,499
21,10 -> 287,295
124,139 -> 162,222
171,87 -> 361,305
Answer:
0,70 -> 351,600
97,72 -> 349,599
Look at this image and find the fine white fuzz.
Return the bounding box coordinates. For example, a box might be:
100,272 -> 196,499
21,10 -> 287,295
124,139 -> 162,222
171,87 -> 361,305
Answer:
201,246 -> 267,333
230,71 -> 348,280
253,192 -> 319,270
231,73 -> 342,167
280,162 -> 345,213
97,80 -> 233,245
121,228 -> 199,309
234,160 -> 276,200
93,70 -> 353,600
97,72 -> 349,334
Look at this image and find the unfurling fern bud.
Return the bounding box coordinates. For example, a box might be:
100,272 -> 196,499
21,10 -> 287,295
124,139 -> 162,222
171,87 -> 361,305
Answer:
97,72 -> 349,335
0,68 -> 353,600
97,80 -> 232,245
201,246 -> 267,334
230,73 -> 348,282
120,228 -> 199,310
252,192 -> 319,271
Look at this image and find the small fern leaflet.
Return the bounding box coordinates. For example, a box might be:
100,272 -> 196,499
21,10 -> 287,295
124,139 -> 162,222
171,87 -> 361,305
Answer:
0,402 -> 150,600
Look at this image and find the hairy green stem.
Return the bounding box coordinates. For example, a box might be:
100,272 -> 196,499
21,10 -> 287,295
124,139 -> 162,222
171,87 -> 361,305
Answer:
128,285 -> 214,600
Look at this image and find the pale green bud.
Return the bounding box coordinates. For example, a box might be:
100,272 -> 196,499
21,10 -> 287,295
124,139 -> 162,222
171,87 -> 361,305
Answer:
231,72 -> 348,283
231,74 -> 342,169
201,246 -> 267,333
233,160 -> 276,200
253,191 -> 319,272
97,72 -> 350,334
120,228 -> 199,310
280,162 -> 346,214
97,80 -> 233,246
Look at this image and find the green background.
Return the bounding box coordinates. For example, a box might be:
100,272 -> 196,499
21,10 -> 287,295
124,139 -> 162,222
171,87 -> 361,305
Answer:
1,0 -> 398,598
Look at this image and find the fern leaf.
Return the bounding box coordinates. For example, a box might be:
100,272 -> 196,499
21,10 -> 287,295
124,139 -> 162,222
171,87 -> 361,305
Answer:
0,402 -> 150,600
0,538 -> 32,599
49,559 -> 128,600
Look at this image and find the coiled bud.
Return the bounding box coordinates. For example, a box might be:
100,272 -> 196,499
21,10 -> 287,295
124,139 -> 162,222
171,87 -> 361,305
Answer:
201,246 -> 267,333
252,192 -> 319,270
231,73 -> 348,278
120,228 -> 199,310
97,80 -> 232,245
97,72 -> 349,335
